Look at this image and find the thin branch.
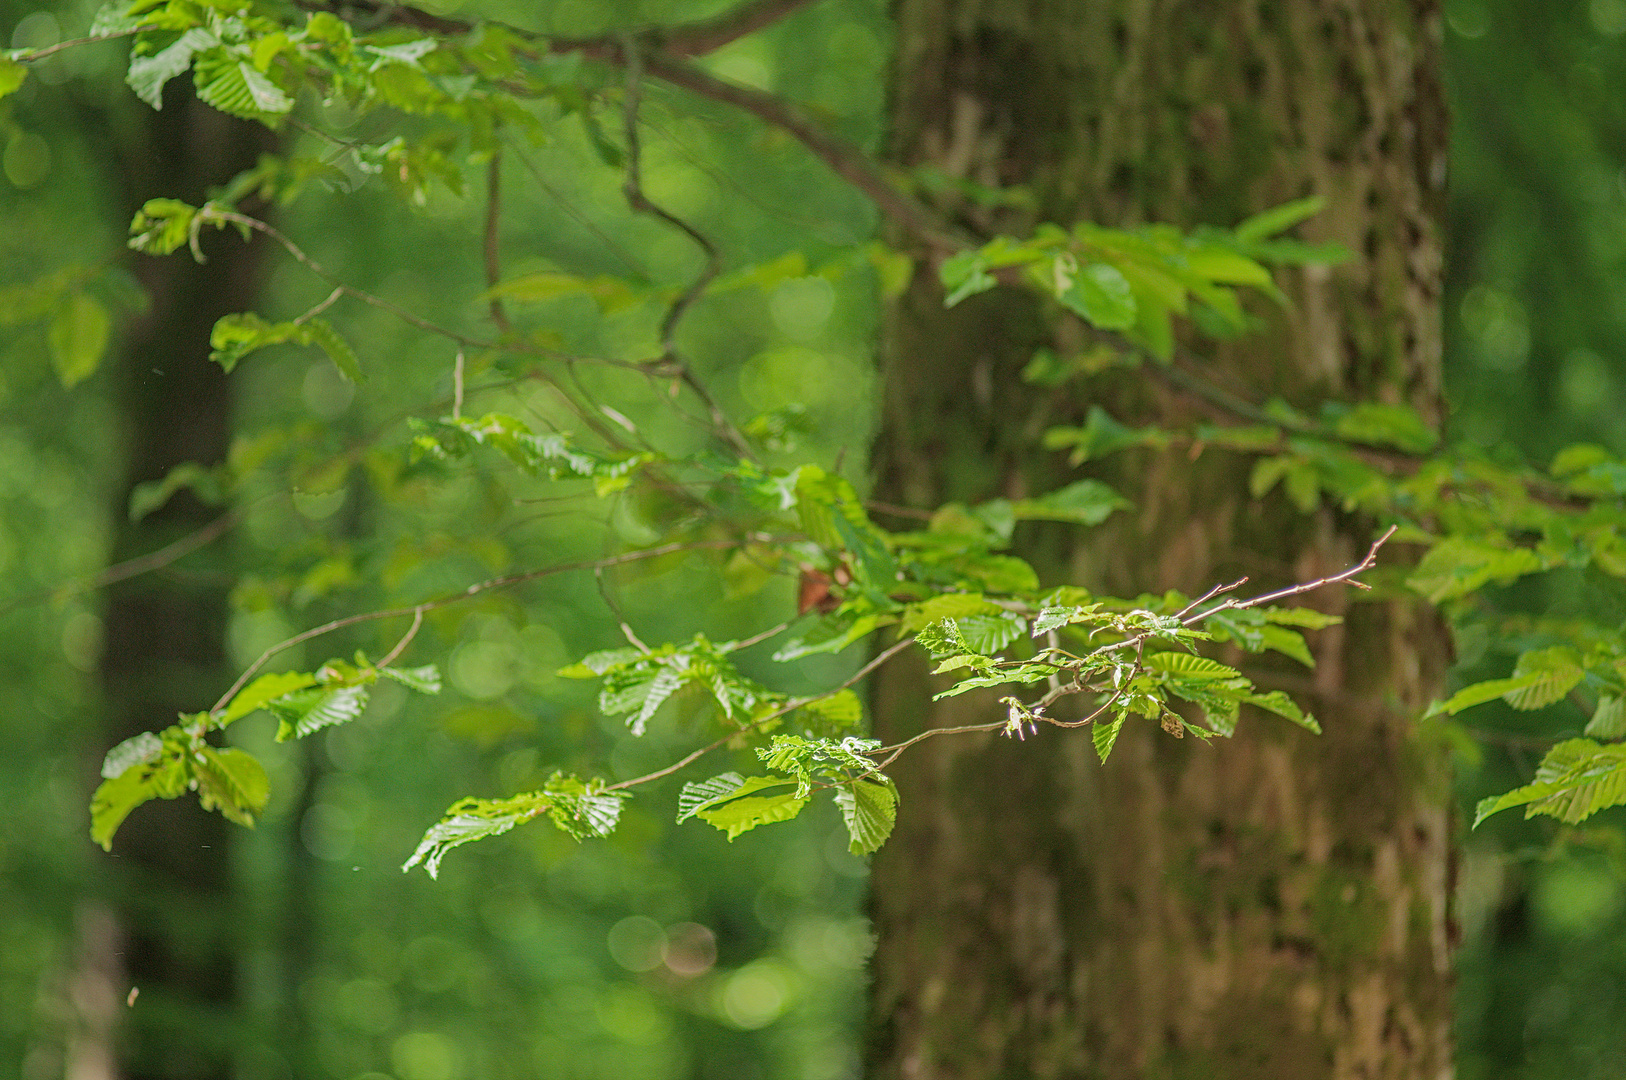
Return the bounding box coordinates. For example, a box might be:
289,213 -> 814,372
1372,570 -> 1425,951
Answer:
655,0 -> 824,56
0,508 -> 241,619
603,636 -> 913,793
291,285 -> 344,326
1190,524 -> 1398,618
376,607 -> 424,668
10,30 -> 135,61
209,537 -> 746,715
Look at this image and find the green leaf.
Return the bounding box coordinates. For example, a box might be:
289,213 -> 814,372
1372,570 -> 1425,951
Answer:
128,198 -> 197,255
1010,478 -> 1131,526
1502,647 -> 1585,710
1473,739 -> 1626,827
101,731 -> 163,779
379,664 -> 443,695
799,688 -> 863,730
1259,624 -> 1314,668
193,52 -> 292,121
939,251 -> 995,307
1406,537 -> 1547,603
540,773 -> 626,840
1184,246 -> 1272,287
1143,652 -> 1242,681
209,312 -> 299,372
270,684 -> 369,741
772,614 -> 880,660
89,744 -> 189,850
1333,402 -> 1438,454
1586,696 -> 1626,740
678,774 -> 806,839
954,612 -> 1026,653
305,317 -> 364,382
1058,262 -> 1136,329
193,746 -> 270,827
833,776 -> 898,856
219,670 -> 318,726
1260,606 -> 1342,630
0,57 -> 27,100
900,594 -> 999,633
1092,714 -> 1125,762
48,293 -> 112,388
1427,674 -> 1545,718
126,27 -> 216,109
402,791 -> 549,878
1234,196 -> 1326,243
1241,689 -> 1321,734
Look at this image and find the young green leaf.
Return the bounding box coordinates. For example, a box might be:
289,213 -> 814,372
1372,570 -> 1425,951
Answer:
1474,739 -> 1626,827
833,775 -> 898,856
379,664 -> 443,695
1586,695 -> 1626,740
193,746 -> 271,827
677,774 -> 806,839
1092,714 -> 1125,762
402,791 -> 551,878
218,670 -> 319,726
48,292 -> 112,389
270,684 -> 369,741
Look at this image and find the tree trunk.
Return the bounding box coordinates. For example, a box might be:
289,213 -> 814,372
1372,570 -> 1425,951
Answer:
97,87 -> 274,1080
867,3 -> 1453,1078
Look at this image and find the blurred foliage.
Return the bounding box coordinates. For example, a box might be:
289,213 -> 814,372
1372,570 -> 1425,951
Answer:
4,0 -> 1626,1077
1445,1 -> 1626,1076
0,0 -> 888,1077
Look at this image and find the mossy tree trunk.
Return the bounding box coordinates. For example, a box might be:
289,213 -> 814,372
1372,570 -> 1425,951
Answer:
867,3 -> 1453,1078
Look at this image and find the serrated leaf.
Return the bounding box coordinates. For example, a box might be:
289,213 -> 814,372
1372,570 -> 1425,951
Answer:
1406,537 -> 1546,603
1426,674 -> 1543,718
679,774 -> 806,839
379,664 -> 442,695
558,647 -> 643,678
89,1 -> 150,36
1502,647 -> 1585,711
1093,714 -> 1125,762
1031,605 -> 1086,635
193,746 -> 270,827
219,670 -> 318,726
541,774 -> 626,839
1474,739 -> 1626,827
126,27 -> 215,108
1143,652 -> 1242,681
833,776 -> 898,856
193,52 -> 291,121
270,684 -> 369,741
305,317 -> 363,382
955,612 -> 1026,653
89,749 -> 188,850
402,791 -> 549,878
101,731 -> 163,779
48,293 -> 111,389
1586,695 -> 1626,740
900,593 -> 998,633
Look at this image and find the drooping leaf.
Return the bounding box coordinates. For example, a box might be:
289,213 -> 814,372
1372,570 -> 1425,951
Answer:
402,791 -> 550,878
379,664 -> 443,695
89,744 -> 189,850
1241,689 -> 1321,734
126,27 -> 217,109
101,731 -> 163,779
540,774 -> 627,840
833,775 -> 898,856
1143,652 -> 1242,681
0,58 -> 28,101
270,684 -> 369,741
1233,196 -> 1326,243
193,746 -> 270,827
798,688 -> 863,730
304,317 -> 364,382
1092,714 -> 1125,762
1586,695 -> 1626,740
48,293 -> 112,388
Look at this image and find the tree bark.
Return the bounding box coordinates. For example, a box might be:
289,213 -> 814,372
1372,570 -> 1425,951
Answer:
867,3 -> 1453,1078
97,87 -> 274,1080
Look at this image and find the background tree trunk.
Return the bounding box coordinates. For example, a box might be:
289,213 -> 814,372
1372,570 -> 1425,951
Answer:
97,87 -> 274,1080
866,3 -> 1454,1078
